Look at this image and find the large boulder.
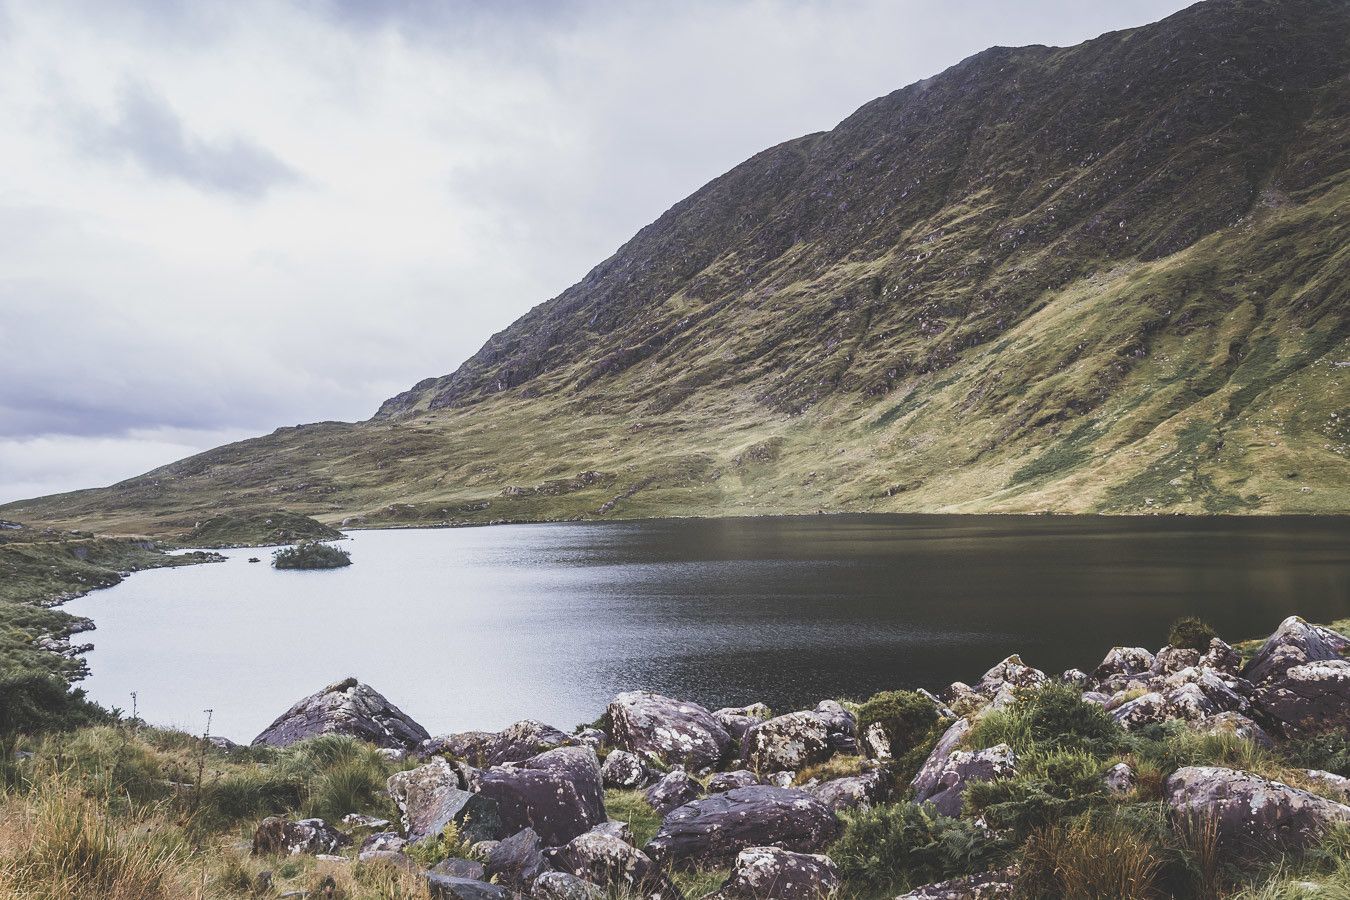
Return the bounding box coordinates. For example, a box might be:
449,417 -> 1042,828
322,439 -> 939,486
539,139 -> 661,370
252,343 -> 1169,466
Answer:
251,817 -> 349,856
740,711 -> 832,774
476,746 -> 606,846
555,827 -> 678,898
705,847 -> 840,900
1092,647 -> 1155,683
715,703 -> 773,742
607,691 -> 731,772
484,827 -> 549,890
975,655 -> 1047,697
1243,617 -> 1349,685
601,749 -> 653,789
1152,646 -> 1202,676
644,786 -> 840,865
916,744 -> 1016,817
252,678 -> 429,749
387,757 -> 501,843
1200,638 -> 1243,675
532,871 -> 603,900
806,771 -> 888,814
1111,692 -> 1166,730
483,720 -> 576,765
645,767 -> 704,816
909,718 -> 972,800
1165,766 -> 1350,853
1252,660 -> 1350,736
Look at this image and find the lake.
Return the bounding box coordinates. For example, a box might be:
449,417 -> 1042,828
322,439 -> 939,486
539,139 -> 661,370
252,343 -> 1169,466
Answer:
66,515 -> 1350,743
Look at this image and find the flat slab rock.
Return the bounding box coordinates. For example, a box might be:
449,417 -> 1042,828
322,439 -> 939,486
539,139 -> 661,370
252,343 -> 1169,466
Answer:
425,873 -> 515,900
1166,765 -> 1350,853
644,785 -> 840,865
252,678 -> 430,749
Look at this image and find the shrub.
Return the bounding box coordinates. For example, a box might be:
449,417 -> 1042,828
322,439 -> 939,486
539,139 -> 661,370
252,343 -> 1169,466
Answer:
1169,617 -> 1218,652
0,671 -> 109,738
272,541 -> 351,570
857,691 -> 939,754
969,682 -> 1123,758
832,801 -> 1011,892
406,822 -> 471,867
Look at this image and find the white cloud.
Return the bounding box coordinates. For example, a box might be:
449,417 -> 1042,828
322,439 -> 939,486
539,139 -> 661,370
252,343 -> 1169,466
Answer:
0,0 -> 1192,502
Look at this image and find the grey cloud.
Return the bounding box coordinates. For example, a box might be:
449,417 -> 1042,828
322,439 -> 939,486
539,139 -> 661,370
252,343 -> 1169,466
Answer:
78,82 -> 301,198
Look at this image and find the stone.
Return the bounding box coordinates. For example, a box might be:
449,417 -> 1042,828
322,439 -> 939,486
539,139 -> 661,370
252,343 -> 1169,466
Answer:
476,746 -> 606,846
1252,660 -> 1350,736
1092,647 -> 1156,682
357,849 -> 418,870
812,700 -> 858,754
705,846 -> 840,899
424,731 -> 496,761
1200,638 -> 1242,674
740,711 -> 833,773
359,832 -> 406,854
1153,646 -> 1202,675
483,720 -> 577,765
1243,617 -> 1349,685
607,691 -> 731,772
1060,669 -> 1091,688
860,722 -> 891,760
767,771 -> 795,788
252,678 -> 430,749
1159,667 -> 1252,715
894,869 -> 1017,899
574,727 -> 607,750
1166,766 -> 1350,853
388,757 -> 501,844
532,871 -> 603,900
1303,770 -> 1350,802
555,828 -> 676,897
601,749 -> 652,789
644,786 -> 840,865
1104,762 -> 1135,795
714,703 -> 773,742
430,858 -> 488,881
917,744 -> 1016,817
807,771 -> 888,813
645,766 -> 704,816
1111,692 -> 1166,730
425,874 -> 515,900
708,770 -> 760,794
1161,683 -> 1220,722
252,817 -> 350,856
485,827 -> 549,889
1081,691 -> 1111,706
909,718 -> 972,800
1189,711 -> 1275,749
975,655 -> 1047,697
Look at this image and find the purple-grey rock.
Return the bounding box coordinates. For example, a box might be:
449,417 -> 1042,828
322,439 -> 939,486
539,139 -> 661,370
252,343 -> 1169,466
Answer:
705,846 -> 840,899
644,786 -> 840,865
1166,765 -> 1350,853
645,766 -> 704,816
251,678 -> 429,749
475,746 -> 606,846
607,691 -> 731,772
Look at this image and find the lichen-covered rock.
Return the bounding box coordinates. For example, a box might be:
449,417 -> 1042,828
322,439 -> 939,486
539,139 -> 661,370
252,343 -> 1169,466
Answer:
252,817 -> 349,856
607,691 -> 731,772
714,703 -> 773,742
425,874 -> 514,900
1252,660 -> 1350,736
708,770 -> 760,794
1158,667 -> 1253,715
944,682 -> 986,717
705,847 -> 840,900
1111,692 -> 1166,730
601,749 -> 652,789
1165,766 -> 1350,853
588,820 -> 633,844
645,767 -> 704,816
1060,668 -> 1091,688
423,731 -> 496,761
1092,647 -> 1156,682
532,871 -> 603,900
1243,616 -> 1349,685
917,744 -> 1016,817
894,869 -> 1016,899
485,827 -> 549,890
860,722 -> 891,760
1104,762 -> 1135,795
644,786 -> 840,865
975,655 -> 1047,696
1190,711 -> 1275,749
476,746 -> 606,846
574,727 -> 607,751
483,720 -> 576,765
1303,770 -> 1350,802
807,771 -> 888,814
429,858 -> 488,881
909,718 -> 972,800
812,700 -> 858,754
740,711 -> 832,773
555,828 -> 677,897
252,679 -> 430,749
359,832 -> 406,854
387,757 -> 501,843
1161,683 -> 1220,722
1200,638 -> 1243,675
1153,646 -> 1202,675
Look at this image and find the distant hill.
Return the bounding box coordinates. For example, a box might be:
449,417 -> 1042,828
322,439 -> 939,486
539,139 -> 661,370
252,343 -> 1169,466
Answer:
5,0 -> 1347,537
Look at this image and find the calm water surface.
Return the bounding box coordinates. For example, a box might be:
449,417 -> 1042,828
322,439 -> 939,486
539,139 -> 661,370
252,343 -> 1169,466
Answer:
67,515 -> 1350,742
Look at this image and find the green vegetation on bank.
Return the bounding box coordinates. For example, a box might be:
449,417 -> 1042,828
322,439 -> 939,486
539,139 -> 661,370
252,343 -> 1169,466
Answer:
272,541 -> 352,570
181,511 -> 345,549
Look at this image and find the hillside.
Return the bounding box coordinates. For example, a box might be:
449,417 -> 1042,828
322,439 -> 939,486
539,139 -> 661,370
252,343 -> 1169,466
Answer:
5,0 -> 1348,538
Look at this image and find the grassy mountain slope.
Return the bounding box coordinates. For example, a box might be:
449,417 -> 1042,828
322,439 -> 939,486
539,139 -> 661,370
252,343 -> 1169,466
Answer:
4,0 -> 1348,537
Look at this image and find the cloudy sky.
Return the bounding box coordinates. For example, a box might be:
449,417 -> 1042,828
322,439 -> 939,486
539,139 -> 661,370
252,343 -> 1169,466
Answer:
0,0 -> 1192,504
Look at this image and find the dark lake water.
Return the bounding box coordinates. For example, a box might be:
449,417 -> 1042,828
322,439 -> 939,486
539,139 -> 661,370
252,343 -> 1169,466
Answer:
67,515 -> 1350,743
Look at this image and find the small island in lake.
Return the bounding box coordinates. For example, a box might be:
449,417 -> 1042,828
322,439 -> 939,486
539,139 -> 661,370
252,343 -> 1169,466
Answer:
272,541 -> 352,570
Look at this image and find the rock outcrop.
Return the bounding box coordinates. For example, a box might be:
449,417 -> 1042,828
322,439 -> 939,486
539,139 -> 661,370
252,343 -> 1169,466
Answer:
252,678 -> 430,749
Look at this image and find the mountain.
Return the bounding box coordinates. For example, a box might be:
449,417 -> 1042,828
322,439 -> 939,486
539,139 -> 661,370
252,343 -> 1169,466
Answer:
6,0 -> 1348,537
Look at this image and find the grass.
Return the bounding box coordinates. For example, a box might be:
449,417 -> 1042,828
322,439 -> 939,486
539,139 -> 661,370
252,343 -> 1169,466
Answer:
603,788 -> 662,848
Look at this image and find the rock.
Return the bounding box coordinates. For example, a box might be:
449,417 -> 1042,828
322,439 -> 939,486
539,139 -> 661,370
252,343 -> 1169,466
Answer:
1161,683 -> 1220,722
555,828 -> 676,897
1189,711 -> 1275,749
1092,647 -> 1155,682
575,727 -> 607,750
1153,646 -> 1202,675
944,682 -> 987,717
425,874 -> 515,900
533,871 -> 603,900
607,691 -> 731,772
740,711 -> 832,774
1252,660 -> 1350,736
1081,691 -> 1111,706
589,819 -> 633,844
767,771 -> 795,788
1303,770 -> 1350,802
430,858 -> 488,881
806,771 -> 888,813
252,817 -> 350,856
1244,617 -> 1349,685
714,703 -> 773,742
341,813 -> 391,835
894,869 -> 1017,899
812,701 -> 858,754
359,832 -> 406,854
1111,692 -> 1166,730
917,689 -> 958,721
705,846 -> 840,899
860,722 -> 891,760
975,655 -> 1047,697
601,749 -> 652,789
645,766 -> 704,816
470,840 -> 500,859
485,827 -> 549,889
424,731 -> 496,761
388,757 -> 501,843
252,678 -> 430,749
1200,638 -> 1242,675
644,786 -> 840,865
483,720 -> 577,765
910,718 -> 972,800
1166,766 -> 1350,853
1104,762 -> 1135,795
1060,669 -> 1090,688
708,770 -> 760,794
357,849 -> 418,870
476,746 -> 606,846
917,744 -> 1016,817
1159,667 -> 1253,715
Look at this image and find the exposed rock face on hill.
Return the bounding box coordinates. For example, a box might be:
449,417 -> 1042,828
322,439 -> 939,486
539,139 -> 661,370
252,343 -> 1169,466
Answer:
4,0 -> 1347,535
